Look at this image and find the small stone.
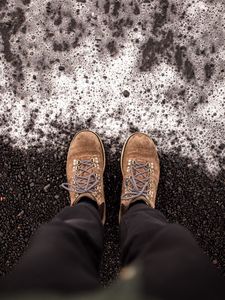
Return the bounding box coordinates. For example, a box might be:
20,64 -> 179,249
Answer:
0,231 -> 3,237
17,210 -> 24,218
44,184 -> 50,192
59,66 -> 65,71
54,195 -> 60,199
30,182 -> 35,187
123,90 -> 130,97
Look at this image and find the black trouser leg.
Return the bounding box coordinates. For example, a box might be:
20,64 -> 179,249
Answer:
2,202 -> 103,294
120,203 -> 224,300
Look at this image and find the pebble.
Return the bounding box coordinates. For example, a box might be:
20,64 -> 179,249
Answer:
17,210 -> 24,218
44,184 -> 50,192
123,90 -> 130,97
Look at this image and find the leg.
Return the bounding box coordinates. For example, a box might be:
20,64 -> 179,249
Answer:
121,203 -> 224,300
2,201 -> 103,294
119,133 -> 224,299
1,130 -> 107,295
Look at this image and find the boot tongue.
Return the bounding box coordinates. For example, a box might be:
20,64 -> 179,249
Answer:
77,192 -> 96,202
131,195 -> 149,205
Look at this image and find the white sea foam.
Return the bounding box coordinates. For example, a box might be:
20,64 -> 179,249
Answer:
0,0 -> 224,176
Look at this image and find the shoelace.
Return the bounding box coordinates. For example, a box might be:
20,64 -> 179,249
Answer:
61,159 -> 99,193
121,161 -> 150,200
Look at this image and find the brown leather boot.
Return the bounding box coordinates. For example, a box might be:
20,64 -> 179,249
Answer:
120,132 -> 160,222
61,130 -> 106,224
